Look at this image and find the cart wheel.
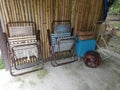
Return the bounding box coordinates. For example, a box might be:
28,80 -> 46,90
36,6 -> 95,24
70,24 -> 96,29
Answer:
83,51 -> 101,68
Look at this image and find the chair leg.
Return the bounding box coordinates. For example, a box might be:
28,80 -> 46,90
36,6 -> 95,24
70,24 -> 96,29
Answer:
51,53 -> 58,67
9,48 -> 44,76
51,52 -> 76,67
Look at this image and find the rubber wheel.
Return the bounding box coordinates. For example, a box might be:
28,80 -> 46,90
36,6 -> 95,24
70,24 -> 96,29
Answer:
83,51 -> 101,68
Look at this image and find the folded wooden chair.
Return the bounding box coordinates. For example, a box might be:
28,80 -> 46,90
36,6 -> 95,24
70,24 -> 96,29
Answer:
6,21 -> 43,76
47,20 -> 76,67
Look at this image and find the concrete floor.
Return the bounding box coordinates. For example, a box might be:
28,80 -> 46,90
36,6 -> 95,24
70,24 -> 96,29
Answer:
0,55 -> 120,90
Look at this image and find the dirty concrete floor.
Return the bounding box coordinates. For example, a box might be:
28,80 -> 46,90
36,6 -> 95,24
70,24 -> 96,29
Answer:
0,56 -> 120,90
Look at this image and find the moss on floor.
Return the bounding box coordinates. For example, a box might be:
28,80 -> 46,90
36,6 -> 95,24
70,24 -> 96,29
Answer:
0,56 -> 5,69
29,80 -> 36,86
37,69 -> 48,79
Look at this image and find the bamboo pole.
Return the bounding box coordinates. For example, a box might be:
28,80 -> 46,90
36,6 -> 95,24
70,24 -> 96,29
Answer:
97,0 -> 103,21
17,0 -> 23,22
62,0 -> 64,22
52,0 -> 55,21
46,0 -> 51,58
75,0 -> 80,31
44,0 -> 47,58
79,0 -> 84,30
77,0 -> 82,31
14,0 -> 20,22
4,0 -> 10,22
87,0 -> 93,31
11,0 -> 17,22
0,0 -> 8,22
24,0 -> 28,22
34,0 -> 39,30
7,0 -> 14,22
48,0 -> 51,29
74,0 -> 80,34
57,0 -> 59,21
65,0 -> 70,20
68,0 -> 70,20
93,0 -> 99,27
0,0 -> 7,32
40,0 -> 45,58
37,0 -> 40,30
42,0 -> 45,58
8,0 -> 14,22
19,0 -> 25,21
58,0 -> 61,21
61,0 -> 63,21
99,0 -> 103,18
68,0 -> 71,20
71,0 -> 76,28
58,0 -> 60,21
67,0 -> 69,20
38,0 -> 43,55
30,0 -> 35,23
81,0 -> 88,30
50,0 -> 52,27
27,0 -> 31,23
47,0 -> 53,57
34,0 -> 38,27
56,0 -> 58,21
65,0 -> 67,20
21,0 -> 26,25
46,0 -> 49,58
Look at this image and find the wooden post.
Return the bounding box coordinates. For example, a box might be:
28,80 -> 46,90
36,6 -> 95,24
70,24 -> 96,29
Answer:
0,21 -> 10,70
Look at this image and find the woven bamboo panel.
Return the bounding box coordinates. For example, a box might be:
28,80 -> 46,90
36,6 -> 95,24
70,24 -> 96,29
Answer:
0,0 -> 103,59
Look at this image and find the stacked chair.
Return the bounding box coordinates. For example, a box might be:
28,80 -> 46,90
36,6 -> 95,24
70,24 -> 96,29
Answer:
47,20 -> 76,67
6,21 -> 43,76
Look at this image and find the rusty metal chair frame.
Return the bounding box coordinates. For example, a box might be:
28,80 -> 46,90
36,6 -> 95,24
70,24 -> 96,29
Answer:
6,21 -> 43,76
94,21 -> 112,60
47,20 -> 76,67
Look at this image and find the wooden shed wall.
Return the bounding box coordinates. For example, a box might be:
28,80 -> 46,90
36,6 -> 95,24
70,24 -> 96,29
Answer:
0,0 -> 103,59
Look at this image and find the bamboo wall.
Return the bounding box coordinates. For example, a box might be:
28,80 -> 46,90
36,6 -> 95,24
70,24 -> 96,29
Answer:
0,0 -> 103,59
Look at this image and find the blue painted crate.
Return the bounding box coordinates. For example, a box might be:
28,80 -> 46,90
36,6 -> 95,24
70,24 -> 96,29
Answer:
74,38 -> 96,58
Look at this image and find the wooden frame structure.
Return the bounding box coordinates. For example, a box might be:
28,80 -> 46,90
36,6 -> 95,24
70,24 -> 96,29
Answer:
0,0 -> 103,60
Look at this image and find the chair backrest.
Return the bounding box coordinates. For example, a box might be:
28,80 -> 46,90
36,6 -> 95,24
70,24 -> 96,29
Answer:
52,20 -> 71,34
49,20 -> 73,46
9,26 -> 33,37
54,24 -> 71,33
6,21 -> 36,37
